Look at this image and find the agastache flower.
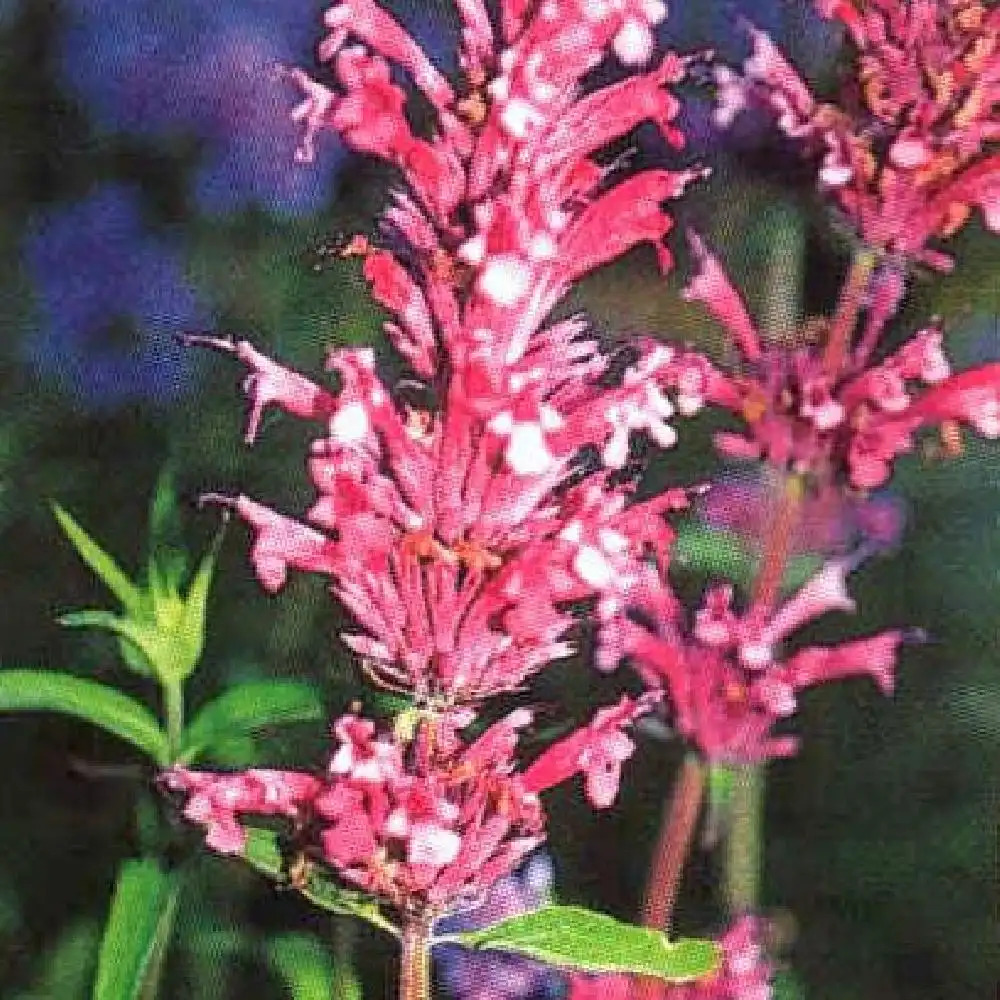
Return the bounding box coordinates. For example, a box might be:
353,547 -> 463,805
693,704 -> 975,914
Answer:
600,550 -> 912,765
163,696 -> 654,918
185,0 -> 705,706
715,0 -> 1000,269
663,233 -> 1000,490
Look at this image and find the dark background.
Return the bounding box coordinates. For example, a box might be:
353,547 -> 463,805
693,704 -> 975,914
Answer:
0,1 -> 995,997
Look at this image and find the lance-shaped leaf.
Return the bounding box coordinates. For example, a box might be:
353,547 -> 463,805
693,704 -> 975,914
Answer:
53,480 -> 224,684
52,502 -> 144,616
443,905 -> 719,981
92,858 -> 180,1000
0,669 -> 169,765
240,827 -> 398,938
179,680 -> 326,763
266,932 -> 364,1000
146,466 -> 190,593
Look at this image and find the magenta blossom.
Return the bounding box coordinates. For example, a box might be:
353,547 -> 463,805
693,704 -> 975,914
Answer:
183,0 -> 706,706
163,695 -> 655,917
188,339 -> 692,705
715,0 -> 1000,269
565,915 -> 773,999
599,551 -> 910,765
664,233 -> 1000,490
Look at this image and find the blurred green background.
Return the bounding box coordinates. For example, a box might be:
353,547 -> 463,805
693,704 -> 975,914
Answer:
0,1 -> 995,998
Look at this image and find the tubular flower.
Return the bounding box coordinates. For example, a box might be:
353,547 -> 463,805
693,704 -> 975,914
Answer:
663,233 -> 1000,489
599,552 -> 911,765
163,697 -> 654,917
565,915 -> 774,999
189,335 -> 693,705
185,2 -> 705,706
715,0 -> 1000,269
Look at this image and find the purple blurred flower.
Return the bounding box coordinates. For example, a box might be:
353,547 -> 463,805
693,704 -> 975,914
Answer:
58,0 -> 341,214
57,0 -> 455,215
436,854 -> 565,1000
24,184 -> 204,408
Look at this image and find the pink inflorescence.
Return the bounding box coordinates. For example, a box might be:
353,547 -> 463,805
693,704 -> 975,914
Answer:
598,549 -> 911,764
666,231 -> 1000,489
186,0 -> 707,708
715,0 -> 1000,270
164,695 -> 655,916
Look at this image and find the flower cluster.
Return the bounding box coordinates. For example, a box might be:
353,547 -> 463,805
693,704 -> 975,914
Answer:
165,695 -> 654,916
181,0 -> 710,710
160,0 -> 1000,996
674,232 -> 1000,489
601,549 -> 910,763
716,0 -> 1000,268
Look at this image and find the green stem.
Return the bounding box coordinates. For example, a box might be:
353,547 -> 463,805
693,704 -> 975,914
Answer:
724,764 -> 765,914
640,754 -> 706,934
163,680 -> 184,762
758,201 -> 805,348
821,248 -> 877,378
399,913 -> 433,1000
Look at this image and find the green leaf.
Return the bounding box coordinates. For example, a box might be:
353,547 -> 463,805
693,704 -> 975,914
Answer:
240,828 -> 398,938
445,905 -> 720,982
265,933 -> 353,1000
147,467 -> 187,574
52,503 -> 143,615
165,524 -> 226,683
0,670 -> 169,765
92,858 -> 180,1000
58,611 -> 170,681
179,680 -> 325,763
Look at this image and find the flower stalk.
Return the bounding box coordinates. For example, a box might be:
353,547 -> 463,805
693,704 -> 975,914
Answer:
163,679 -> 184,763
822,249 -> 877,377
724,763 -> 765,915
750,472 -> 804,618
399,912 -> 434,1000
640,753 -> 705,934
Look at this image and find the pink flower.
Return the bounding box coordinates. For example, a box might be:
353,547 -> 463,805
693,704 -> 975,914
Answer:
667,234 -> 1000,490
164,700 -> 652,915
602,555 -> 911,765
522,692 -> 661,809
714,1 -> 1000,268
185,1 -> 709,707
